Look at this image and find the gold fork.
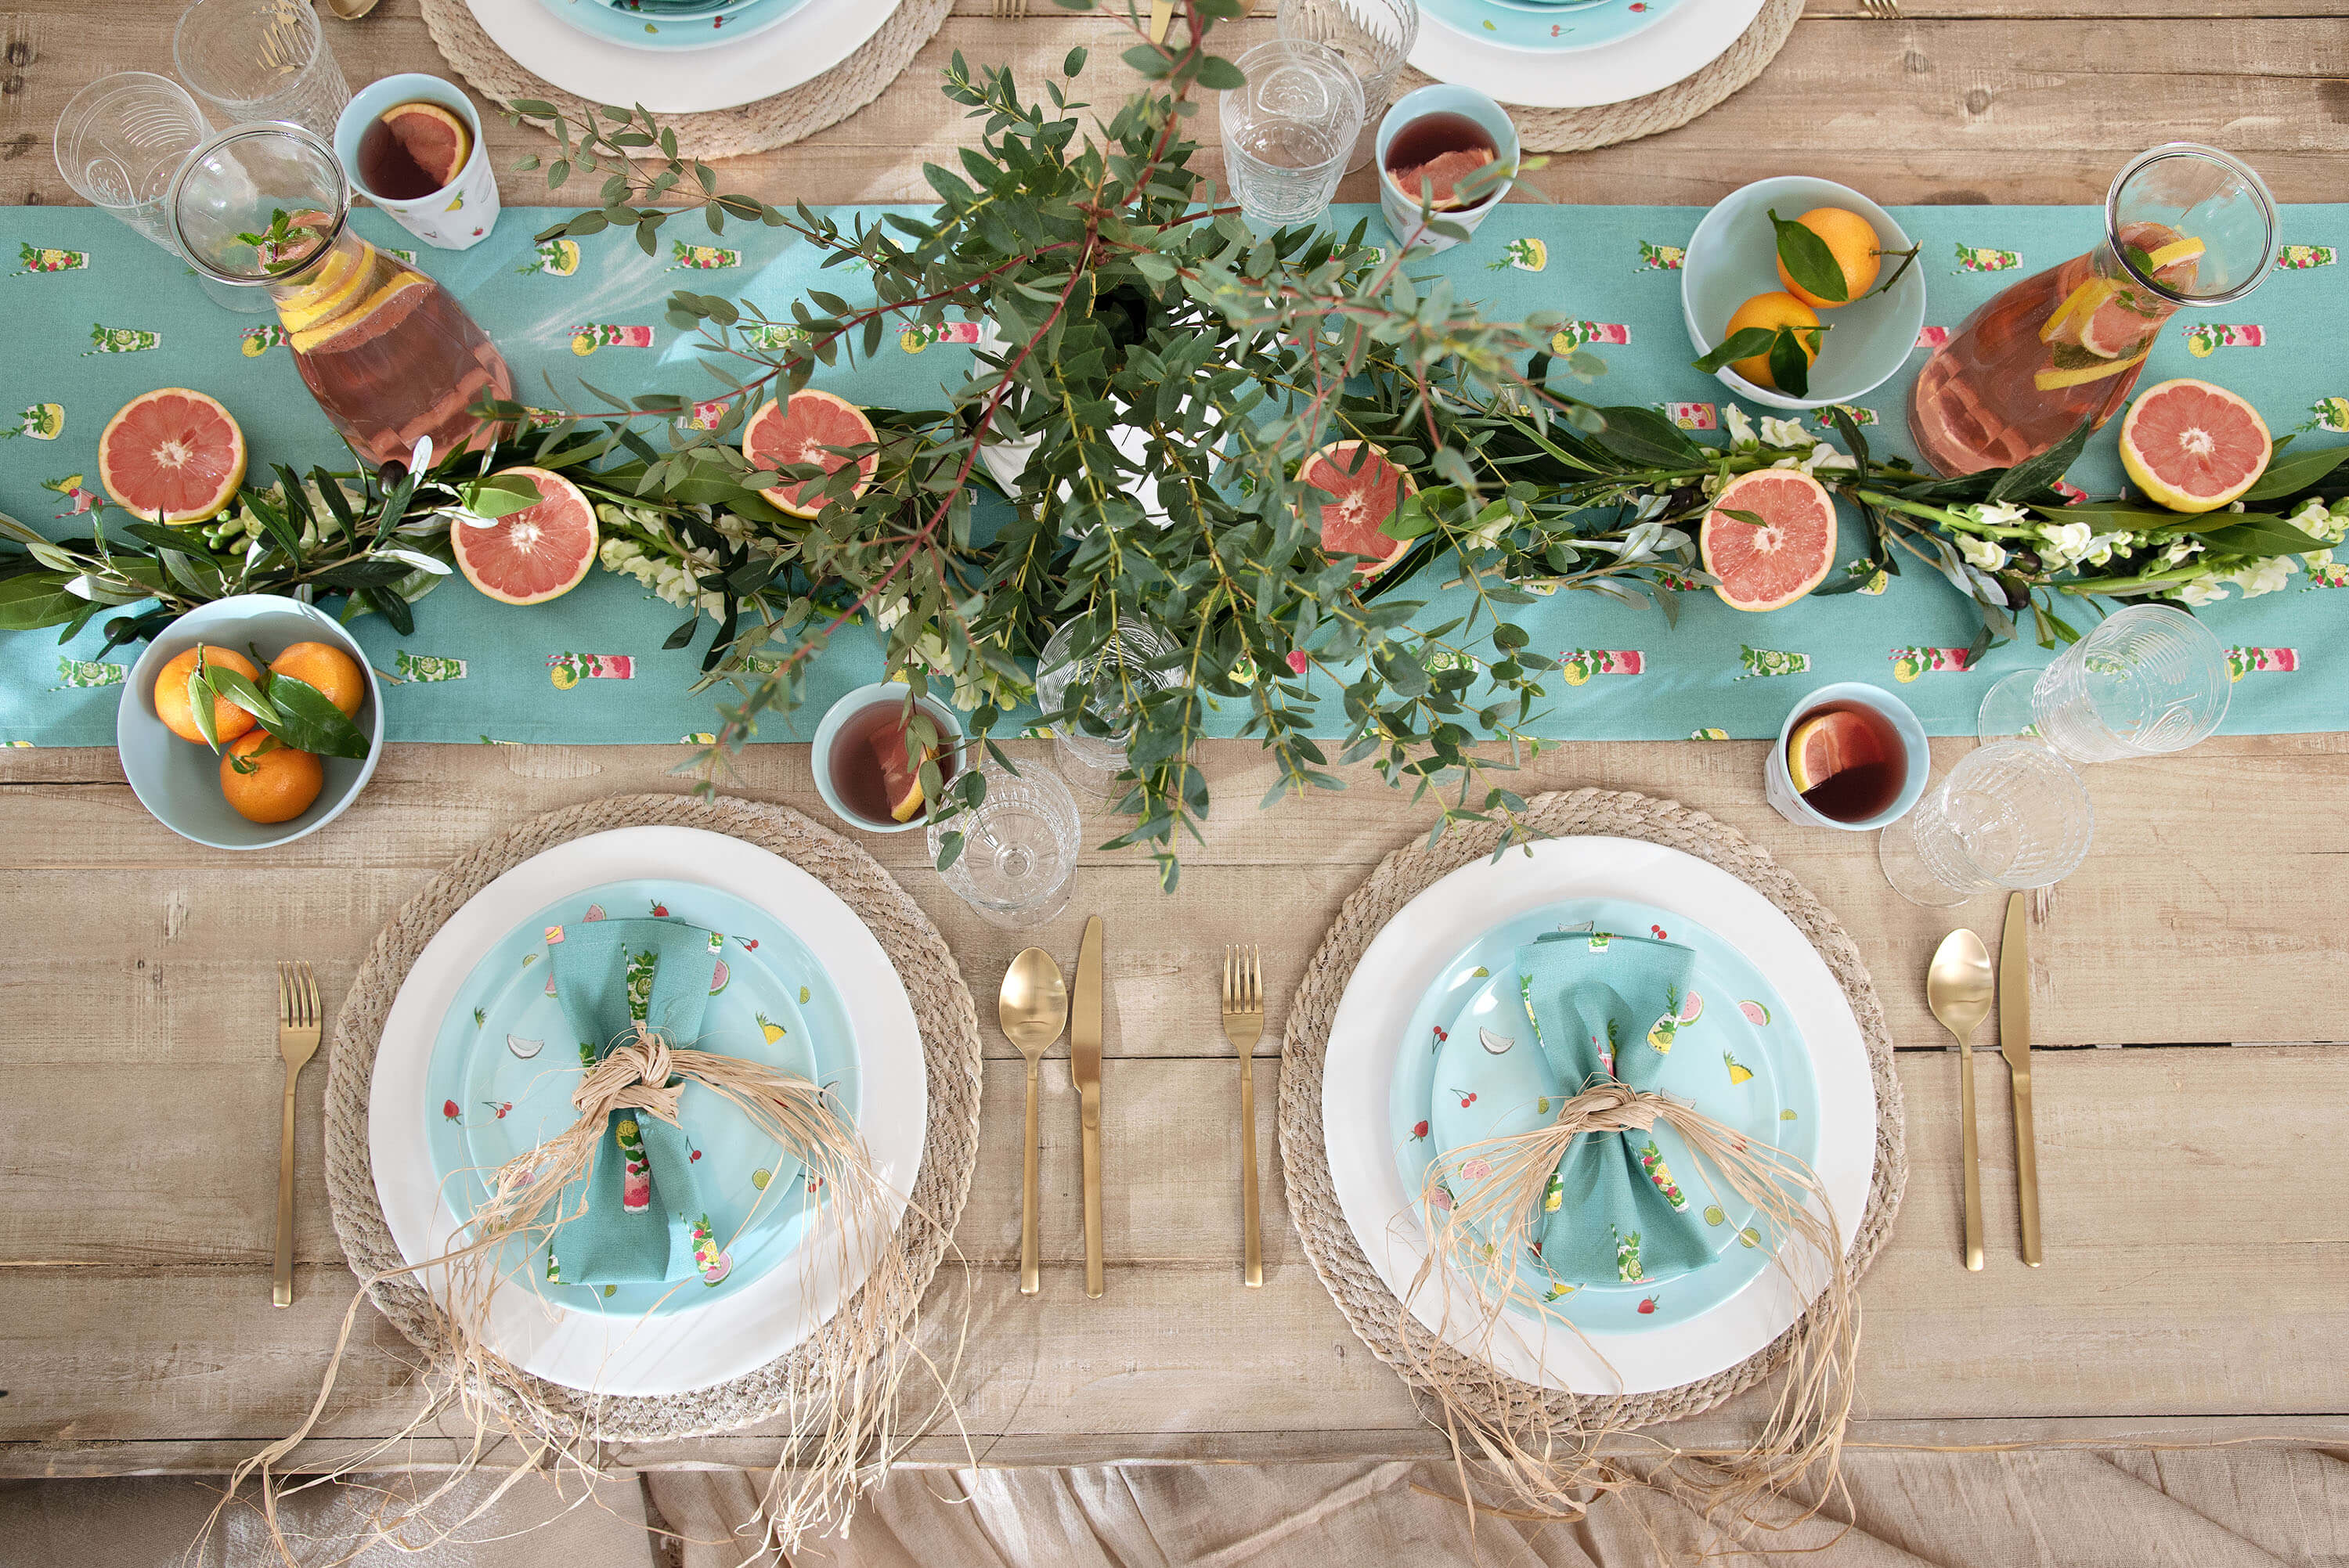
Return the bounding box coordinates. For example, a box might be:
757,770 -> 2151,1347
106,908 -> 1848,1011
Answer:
1221,945 -> 1265,1288
1857,0 -> 1900,16
274,962 -> 321,1308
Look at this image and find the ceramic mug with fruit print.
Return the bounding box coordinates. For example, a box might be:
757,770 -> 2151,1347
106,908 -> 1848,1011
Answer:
333,74 -> 501,251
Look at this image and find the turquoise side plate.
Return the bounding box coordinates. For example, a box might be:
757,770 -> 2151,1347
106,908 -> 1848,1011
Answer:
1417,0 -> 1680,56
1390,898 -> 1817,1334
424,878 -> 860,1316
533,0 -> 810,52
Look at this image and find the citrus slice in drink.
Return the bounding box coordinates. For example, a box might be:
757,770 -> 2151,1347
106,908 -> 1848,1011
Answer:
2077,289 -> 2165,360
381,102 -> 471,190
276,242 -> 376,335
1786,707 -> 1887,794
2118,378 -> 2272,514
742,390 -> 879,518
1699,470 -> 1837,611
289,272 -> 431,355
450,466 -> 598,604
2033,348 -> 2149,392
97,388 -> 248,523
1297,440 -> 1416,579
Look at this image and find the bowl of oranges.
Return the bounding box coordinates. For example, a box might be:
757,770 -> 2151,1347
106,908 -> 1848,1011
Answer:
1681,175 -> 1928,413
117,594 -> 383,849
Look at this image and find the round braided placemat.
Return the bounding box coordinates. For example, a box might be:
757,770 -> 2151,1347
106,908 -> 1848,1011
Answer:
1406,0 -> 1804,152
321,792 -> 982,1442
419,0 -> 954,160
1278,788 -> 1904,1431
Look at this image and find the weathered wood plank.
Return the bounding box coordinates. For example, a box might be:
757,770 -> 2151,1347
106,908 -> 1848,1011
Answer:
2,9 -> 2345,210
3,1047 -> 2345,1473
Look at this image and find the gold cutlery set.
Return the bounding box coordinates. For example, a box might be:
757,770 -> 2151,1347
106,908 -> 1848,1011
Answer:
1926,892 -> 2042,1271
997,923 -> 1265,1296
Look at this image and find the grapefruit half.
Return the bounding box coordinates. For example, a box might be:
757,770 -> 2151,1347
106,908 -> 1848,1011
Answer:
97,388 -> 247,523
1700,470 -> 1838,611
2119,378 -> 2272,514
451,467 -> 598,605
1297,440 -> 1416,579
742,390 -> 879,518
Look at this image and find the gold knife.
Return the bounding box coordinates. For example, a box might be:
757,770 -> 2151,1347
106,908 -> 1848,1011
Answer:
2001,892 -> 2042,1267
1073,914 -> 1106,1299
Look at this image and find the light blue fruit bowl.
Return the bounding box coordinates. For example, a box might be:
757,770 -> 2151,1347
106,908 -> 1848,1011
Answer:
1681,175 -> 1928,413
117,594 -> 384,850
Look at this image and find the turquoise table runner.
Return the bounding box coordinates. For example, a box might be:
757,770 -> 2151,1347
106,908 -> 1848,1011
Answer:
4,204 -> 2345,748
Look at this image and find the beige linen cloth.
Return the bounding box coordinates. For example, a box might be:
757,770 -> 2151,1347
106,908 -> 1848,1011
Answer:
8,1449 -> 2347,1565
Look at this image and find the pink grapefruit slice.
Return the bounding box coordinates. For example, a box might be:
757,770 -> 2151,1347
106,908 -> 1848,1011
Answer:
97,388 -> 247,523
1298,440 -> 1417,579
742,389 -> 879,518
381,102 -> 471,191
2119,378 -> 2271,514
450,466 -> 598,604
1699,470 -> 1838,611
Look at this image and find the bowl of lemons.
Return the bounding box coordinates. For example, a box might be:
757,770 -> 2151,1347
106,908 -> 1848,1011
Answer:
117,593 -> 384,850
1681,175 -> 1929,413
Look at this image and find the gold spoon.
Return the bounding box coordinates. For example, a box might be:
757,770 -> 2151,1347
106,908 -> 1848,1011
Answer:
322,0 -> 379,20
1927,928 -> 1994,1272
1000,946 -> 1068,1296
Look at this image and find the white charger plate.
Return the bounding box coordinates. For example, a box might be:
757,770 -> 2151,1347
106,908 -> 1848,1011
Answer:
466,0 -> 905,114
1409,0 -> 1767,109
370,826 -> 927,1397
1320,835 -> 1875,1395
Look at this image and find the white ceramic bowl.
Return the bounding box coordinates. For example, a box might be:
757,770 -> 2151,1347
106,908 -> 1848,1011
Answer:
117,593 -> 385,850
1681,175 -> 1929,413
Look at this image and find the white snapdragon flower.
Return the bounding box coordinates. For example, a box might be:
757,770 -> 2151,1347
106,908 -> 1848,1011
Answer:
1723,406 -> 1759,452
2037,520 -> 2096,568
1799,442 -> 1857,474
2161,538 -> 2203,566
2082,532 -> 2134,567
2304,548 -> 2333,569
1700,471 -> 1728,499
2289,498 -> 2347,545
1957,533 -> 2008,571
2227,556 -> 2298,598
2174,575 -> 2228,607
1757,416 -> 1810,449
1972,501 -> 2033,530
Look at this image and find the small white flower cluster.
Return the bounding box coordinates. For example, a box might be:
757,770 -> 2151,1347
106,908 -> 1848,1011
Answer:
594,503 -> 775,618
2168,500 -> 2347,607
1719,407 -> 1857,478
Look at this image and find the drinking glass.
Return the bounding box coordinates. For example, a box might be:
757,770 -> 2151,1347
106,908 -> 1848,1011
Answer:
171,123 -> 515,464
928,761 -> 1083,928
1035,615 -> 1184,796
1978,604 -> 2232,761
1909,142 -> 2277,475
1878,740 -> 2095,908
1218,39 -> 1364,230
173,0 -> 351,139
52,72 -> 269,314
1276,0 -> 1416,173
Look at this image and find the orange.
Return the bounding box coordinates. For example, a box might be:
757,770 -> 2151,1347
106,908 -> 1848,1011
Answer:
269,640 -> 366,718
219,731 -> 324,824
1721,292 -> 1823,391
1773,207 -> 1883,310
154,645 -> 262,744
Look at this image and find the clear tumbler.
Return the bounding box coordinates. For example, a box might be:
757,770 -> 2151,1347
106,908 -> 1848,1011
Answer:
1878,740 -> 2095,908
1218,38 -> 1364,229
173,0 -> 352,139
1977,604 -> 2232,762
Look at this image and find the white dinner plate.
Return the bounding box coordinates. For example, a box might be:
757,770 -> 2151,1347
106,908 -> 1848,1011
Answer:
466,0 -> 905,114
1320,835 -> 1875,1395
370,826 -> 927,1397
1408,0 -> 1768,109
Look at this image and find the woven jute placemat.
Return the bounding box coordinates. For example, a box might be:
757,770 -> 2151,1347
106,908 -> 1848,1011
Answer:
419,0 -> 955,160
1277,788 -> 1905,1431
322,791 -> 982,1443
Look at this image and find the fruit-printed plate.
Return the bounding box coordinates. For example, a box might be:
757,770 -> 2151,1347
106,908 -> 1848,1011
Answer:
1395,900 -> 1816,1336
1325,835 -> 1875,1397
424,878 -> 855,1320
1409,0 -> 1764,108
372,826 -> 926,1397
535,0 -> 810,55
1417,0 -> 1681,56
467,0 -> 904,113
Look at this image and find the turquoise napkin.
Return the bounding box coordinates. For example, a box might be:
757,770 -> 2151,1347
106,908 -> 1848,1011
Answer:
1429,928 -> 1715,1289
547,916 -> 725,1285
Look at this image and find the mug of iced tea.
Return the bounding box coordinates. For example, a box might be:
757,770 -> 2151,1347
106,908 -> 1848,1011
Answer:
1764,682 -> 1929,832
1373,84 -> 1517,254
810,682 -> 969,834
333,73 -> 500,251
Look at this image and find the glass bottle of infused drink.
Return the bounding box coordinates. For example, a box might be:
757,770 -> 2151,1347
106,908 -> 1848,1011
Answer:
1908,144 -> 2277,476
168,123 -> 514,467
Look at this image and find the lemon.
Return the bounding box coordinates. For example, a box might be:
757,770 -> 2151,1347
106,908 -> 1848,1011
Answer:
277,242 -> 376,334
289,272 -> 427,355
2033,349 -> 2150,392
2038,277 -> 2114,343
2146,236 -> 2205,270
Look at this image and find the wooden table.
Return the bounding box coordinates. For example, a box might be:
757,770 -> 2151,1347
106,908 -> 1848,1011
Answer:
5,0 -> 2349,1481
